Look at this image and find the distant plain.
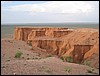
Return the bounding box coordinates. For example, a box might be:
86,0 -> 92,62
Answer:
1,23 -> 99,38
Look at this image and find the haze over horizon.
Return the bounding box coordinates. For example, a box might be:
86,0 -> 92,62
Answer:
1,1 -> 99,24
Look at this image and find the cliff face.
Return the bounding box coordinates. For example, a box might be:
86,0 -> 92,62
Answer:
28,30 -> 46,40
13,27 -> 34,41
30,38 -> 73,57
13,27 -> 99,66
72,45 -> 93,63
62,29 -> 98,61
53,30 -> 72,37
31,39 -> 64,55
13,28 -> 23,40
14,27 -> 69,41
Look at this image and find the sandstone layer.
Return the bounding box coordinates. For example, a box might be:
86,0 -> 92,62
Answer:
14,27 -> 69,41
13,27 -> 99,68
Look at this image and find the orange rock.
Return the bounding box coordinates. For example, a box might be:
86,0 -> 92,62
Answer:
13,27 -> 69,41
31,37 -> 64,55
13,27 -> 99,64
84,44 -> 99,59
53,30 -> 72,37
72,45 -> 93,63
28,30 -> 46,40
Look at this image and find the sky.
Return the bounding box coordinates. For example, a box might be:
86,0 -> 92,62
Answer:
1,1 -> 99,24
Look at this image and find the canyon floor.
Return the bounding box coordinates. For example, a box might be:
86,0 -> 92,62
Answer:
1,38 -> 99,75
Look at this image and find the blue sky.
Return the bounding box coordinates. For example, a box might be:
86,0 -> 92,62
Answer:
1,1 -> 99,24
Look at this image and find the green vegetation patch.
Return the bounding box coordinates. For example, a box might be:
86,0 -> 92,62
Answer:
83,61 -> 90,66
60,56 -> 73,62
65,56 -> 72,63
60,56 -> 64,61
87,68 -> 96,73
47,55 -> 52,57
15,51 -> 23,58
64,67 -> 72,73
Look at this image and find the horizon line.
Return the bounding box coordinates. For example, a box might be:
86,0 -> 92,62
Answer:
1,22 -> 99,25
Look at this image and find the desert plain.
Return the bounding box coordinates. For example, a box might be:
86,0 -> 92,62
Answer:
1,26 -> 99,75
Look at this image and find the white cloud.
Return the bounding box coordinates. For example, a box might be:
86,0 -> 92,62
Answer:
2,1 -> 93,14
1,1 -> 12,4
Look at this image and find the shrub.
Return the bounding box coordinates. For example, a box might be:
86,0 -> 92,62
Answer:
2,66 -> 5,68
64,67 -> 72,73
15,51 -> 23,58
87,68 -> 97,74
65,56 -> 72,62
45,68 -> 52,73
27,58 -> 30,60
47,55 -> 52,57
87,69 -> 94,73
60,56 -> 64,61
46,69 -> 51,73
35,57 -> 38,59
83,61 -> 90,66
22,57 -> 24,59
6,59 -> 10,61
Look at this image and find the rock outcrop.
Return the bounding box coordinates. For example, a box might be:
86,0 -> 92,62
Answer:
28,30 -> 46,40
31,38 -> 64,55
53,30 -> 72,37
13,27 -> 99,67
72,45 -> 93,63
14,27 -> 34,41
14,27 -> 69,41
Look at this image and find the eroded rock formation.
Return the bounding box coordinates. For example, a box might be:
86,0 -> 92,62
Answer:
14,27 -> 69,41
72,45 -> 93,63
31,38 -> 64,55
13,27 -> 99,68
28,30 -> 46,40
53,30 -> 73,37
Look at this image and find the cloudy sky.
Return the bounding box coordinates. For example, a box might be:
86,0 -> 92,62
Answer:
1,1 -> 99,24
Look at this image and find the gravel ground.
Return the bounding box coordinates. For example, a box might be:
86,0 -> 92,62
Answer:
1,39 -> 99,75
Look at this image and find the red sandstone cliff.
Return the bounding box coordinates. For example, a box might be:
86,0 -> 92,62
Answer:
13,27 -> 99,67
28,30 -> 46,40
14,27 -> 69,41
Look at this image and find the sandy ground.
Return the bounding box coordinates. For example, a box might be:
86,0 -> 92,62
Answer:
1,39 -> 99,75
